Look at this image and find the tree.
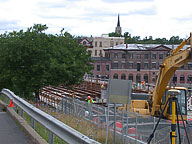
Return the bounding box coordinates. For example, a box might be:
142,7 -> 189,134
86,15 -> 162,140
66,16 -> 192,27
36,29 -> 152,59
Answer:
108,32 -> 122,37
169,36 -> 183,44
0,24 -> 93,99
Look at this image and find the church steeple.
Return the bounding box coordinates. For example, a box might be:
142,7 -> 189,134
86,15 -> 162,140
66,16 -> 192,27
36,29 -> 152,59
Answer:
115,14 -> 122,35
117,14 -> 120,27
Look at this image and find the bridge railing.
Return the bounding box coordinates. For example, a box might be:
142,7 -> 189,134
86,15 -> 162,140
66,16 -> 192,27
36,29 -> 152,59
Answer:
0,88 -> 100,144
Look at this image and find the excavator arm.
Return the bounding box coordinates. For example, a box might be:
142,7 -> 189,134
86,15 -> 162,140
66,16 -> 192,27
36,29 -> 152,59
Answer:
151,33 -> 192,116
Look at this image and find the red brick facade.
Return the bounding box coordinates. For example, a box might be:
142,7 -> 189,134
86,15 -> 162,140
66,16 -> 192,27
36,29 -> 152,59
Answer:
91,44 -> 192,84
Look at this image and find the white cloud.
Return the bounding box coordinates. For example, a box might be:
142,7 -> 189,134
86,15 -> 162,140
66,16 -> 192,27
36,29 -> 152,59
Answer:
0,0 -> 191,39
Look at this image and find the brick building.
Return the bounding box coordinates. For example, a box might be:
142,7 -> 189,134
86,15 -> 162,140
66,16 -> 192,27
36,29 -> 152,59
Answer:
91,44 -> 192,85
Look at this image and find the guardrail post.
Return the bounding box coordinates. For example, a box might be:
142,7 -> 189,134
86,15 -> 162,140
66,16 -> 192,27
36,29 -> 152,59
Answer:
49,131 -> 54,144
14,104 -> 18,113
20,109 -> 23,117
4,96 -> 7,104
31,117 -> 35,129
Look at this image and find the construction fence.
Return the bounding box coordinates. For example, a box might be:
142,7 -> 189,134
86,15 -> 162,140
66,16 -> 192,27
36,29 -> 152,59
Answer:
39,95 -> 192,144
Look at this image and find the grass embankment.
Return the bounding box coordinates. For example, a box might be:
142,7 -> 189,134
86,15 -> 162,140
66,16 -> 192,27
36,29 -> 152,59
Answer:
39,105 -> 115,143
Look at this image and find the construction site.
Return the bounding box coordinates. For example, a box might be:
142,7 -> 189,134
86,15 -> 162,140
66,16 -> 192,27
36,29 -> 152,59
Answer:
37,78 -> 192,144
36,34 -> 192,144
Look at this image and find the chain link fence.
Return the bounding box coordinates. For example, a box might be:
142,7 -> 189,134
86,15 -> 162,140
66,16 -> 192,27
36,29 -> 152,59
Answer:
39,95 -> 192,144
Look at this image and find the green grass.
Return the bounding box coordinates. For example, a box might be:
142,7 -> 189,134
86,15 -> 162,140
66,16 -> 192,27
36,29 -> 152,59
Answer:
41,107 -> 116,144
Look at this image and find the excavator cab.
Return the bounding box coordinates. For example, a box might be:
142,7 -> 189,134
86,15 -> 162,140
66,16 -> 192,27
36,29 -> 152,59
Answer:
161,87 -> 187,120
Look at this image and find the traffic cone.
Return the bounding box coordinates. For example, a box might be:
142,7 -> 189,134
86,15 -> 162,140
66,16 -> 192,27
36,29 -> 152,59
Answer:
8,99 -> 14,107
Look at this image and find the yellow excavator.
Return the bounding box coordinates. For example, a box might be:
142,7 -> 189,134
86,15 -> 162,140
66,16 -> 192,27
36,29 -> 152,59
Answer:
119,33 -> 192,121
151,33 -> 192,121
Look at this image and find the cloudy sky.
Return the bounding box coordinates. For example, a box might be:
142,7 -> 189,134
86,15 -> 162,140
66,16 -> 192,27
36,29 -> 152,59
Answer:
0,0 -> 192,39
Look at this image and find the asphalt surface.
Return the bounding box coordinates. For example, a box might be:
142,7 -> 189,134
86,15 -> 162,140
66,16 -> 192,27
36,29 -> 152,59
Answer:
0,105 -> 33,144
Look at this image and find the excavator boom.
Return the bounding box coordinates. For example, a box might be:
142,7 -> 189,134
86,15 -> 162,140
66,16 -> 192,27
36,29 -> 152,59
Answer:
151,33 -> 192,116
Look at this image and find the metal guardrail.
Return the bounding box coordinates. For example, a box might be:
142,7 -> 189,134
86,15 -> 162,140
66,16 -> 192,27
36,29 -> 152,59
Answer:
1,88 -> 100,144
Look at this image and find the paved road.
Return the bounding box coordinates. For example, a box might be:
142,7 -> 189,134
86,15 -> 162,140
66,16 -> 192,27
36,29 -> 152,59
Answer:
0,105 -> 33,144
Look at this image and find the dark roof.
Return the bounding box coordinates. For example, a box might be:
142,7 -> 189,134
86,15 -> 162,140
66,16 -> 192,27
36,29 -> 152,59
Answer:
77,37 -> 93,45
103,44 -> 183,51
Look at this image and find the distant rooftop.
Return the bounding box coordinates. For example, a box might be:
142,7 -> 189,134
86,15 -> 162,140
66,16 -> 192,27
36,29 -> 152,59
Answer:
104,44 -> 191,50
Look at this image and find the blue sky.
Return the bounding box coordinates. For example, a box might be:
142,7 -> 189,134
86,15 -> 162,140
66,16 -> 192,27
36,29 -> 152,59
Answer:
0,0 -> 192,39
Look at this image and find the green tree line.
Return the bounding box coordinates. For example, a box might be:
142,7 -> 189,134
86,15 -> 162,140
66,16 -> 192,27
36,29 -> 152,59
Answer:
0,24 -> 93,100
109,32 -> 184,44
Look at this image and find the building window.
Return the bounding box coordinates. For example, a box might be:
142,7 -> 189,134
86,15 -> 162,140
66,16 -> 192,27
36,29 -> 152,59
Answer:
137,54 -> 141,59
95,50 -> 97,56
129,63 -> 133,69
116,42 -> 118,45
106,64 -> 109,71
99,42 -> 102,47
129,74 -> 133,81
173,74 -> 177,83
136,74 -> 141,83
105,53 -> 110,58
152,63 -> 156,69
137,63 -> 141,71
110,41 -> 114,47
188,64 -> 192,70
114,53 -> 118,58
152,54 -> 156,59
144,63 -> 148,69
83,41 -> 87,46
187,75 -> 192,83
121,63 -> 126,69
95,41 -> 97,47
113,63 -> 118,69
144,54 -> 149,59
152,78 -> 155,83
159,54 -> 163,59
122,53 -> 126,58
144,74 -> 148,83
129,53 -> 133,59
99,50 -> 102,57
97,65 -> 100,71
121,74 -> 126,80
180,75 -> 185,83
113,74 -> 118,79
180,65 -> 184,69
